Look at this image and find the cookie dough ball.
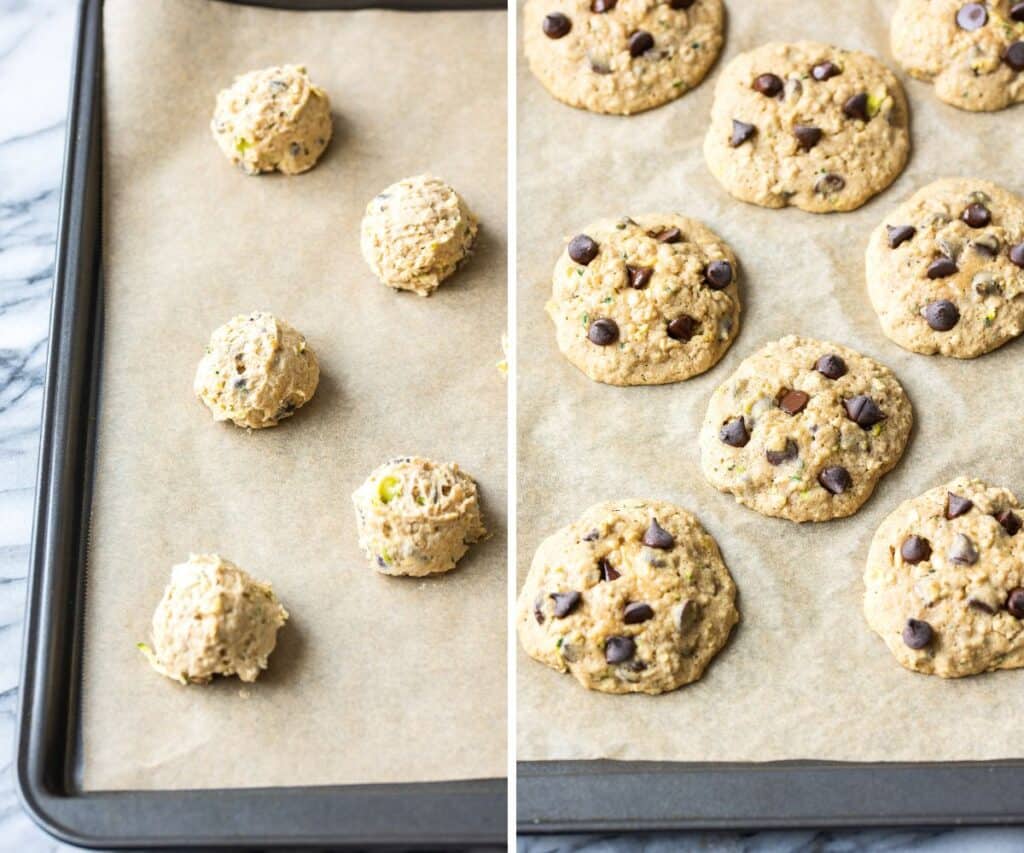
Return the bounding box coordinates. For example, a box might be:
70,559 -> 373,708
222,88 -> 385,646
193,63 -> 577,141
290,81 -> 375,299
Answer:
866,178 -> 1024,359
211,64 -> 332,175
352,456 -> 487,577
546,214 -> 741,386
360,175 -> 478,296
700,336 -> 913,523
517,499 -> 738,695
891,0 -> 1024,112
523,0 -> 724,115
194,312 -> 319,430
864,477 -> 1024,678
140,554 -> 288,684
704,42 -> 910,213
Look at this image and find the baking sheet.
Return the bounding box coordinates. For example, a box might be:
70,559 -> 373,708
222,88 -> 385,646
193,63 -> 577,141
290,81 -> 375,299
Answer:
82,0 -> 506,791
517,0 -> 1024,764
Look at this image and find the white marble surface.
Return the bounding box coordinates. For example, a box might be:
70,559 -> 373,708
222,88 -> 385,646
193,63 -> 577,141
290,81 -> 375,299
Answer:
0,1 -> 1022,850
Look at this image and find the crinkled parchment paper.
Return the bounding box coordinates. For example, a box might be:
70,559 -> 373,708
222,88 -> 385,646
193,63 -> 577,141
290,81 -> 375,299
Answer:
82,0 -> 506,790
517,0 -> 1024,763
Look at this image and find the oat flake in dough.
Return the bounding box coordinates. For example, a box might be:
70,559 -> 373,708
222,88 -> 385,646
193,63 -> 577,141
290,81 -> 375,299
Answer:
360,175 -> 478,296
864,477 -> 1024,678
211,64 -> 332,175
517,499 -> 739,695
140,554 -> 288,685
352,456 -> 487,577
194,312 -> 319,430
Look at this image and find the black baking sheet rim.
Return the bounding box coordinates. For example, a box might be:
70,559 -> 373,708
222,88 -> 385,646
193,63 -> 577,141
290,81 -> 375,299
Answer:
16,0 -> 507,848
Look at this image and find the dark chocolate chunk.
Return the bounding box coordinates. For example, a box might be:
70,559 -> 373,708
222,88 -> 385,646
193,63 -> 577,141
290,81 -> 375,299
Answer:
794,124 -> 823,150
628,30 -> 655,57
778,389 -> 810,415
927,257 -> 958,279
667,315 -> 697,342
704,259 -> 733,289
551,591 -> 582,618
730,119 -> 756,147
670,0 -> 695,7
766,439 -> 798,466
642,517 -> 675,549
843,92 -> 870,121
627,265 -> 653,289
961,203 -> 991,228
604,635 -> 636,663
588,318 -> 619,346
968,597 -> 996,615
901,535 -> 932,564
902,618 -> 933,649
623,602 -> 655,624
811,60 -> 841,80
818,466 -> 852,495
568,234 -> 599,265
599,557 -> 620,582
591,0 -> 616,11
1006,588 -> 1024,618
752,73 -> 784,97
887,225 -> 916,248
654,226 -> 683,243
543,12 -> 572,38
946,492 -> 974,519
815,353 -> 847,379
995,509 -> 1023,536
948,533 -> 979,565
1006,41 -> 1024,72
956,2 -> 988,30
843,395 -> 886,429
1011,2 -> 1024,21
814,173 -> 846,195
924,299 -> 960,331
719,417 -> 750,448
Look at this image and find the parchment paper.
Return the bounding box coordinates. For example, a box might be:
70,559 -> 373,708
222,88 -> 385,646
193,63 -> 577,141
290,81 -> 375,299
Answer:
82,0 -> 506,791
518,0 -> 1024,764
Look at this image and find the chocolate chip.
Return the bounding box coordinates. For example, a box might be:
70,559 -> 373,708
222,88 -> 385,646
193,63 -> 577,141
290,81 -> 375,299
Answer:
627,265 -> 653,289
642,517 -> 675,549
678,599 -> 700,632
568,234 -> 599,265
551,591 -> 582,618
588,318 -> 619,346
924,300 -> 960,331
533,596 -> 545,624
667,315 -> 697,342
1007,588 -> 1024,618
886,225 -> 916,249
815,353 -> 847,379
811,60 -> 841,81
604,636 -> 636,663
1012,2 -> 1024,21
948,533 -> 979,565
654,226 -> 683,243
591,0 -> 616,11
766,439 -> 798,466
1012,243 -> 1024,268
961,203 -> 991,228
843,92 -> 870,121
818,466 -> 852,495
624,602 -> 655,624
843,395 -> 886,429
628,30 -> 654,57
599,558 -> 620,582
901,535 -> 932,564
956,3 -> 988,30
719,417 -> 749,448
542,12 -> 571,38
778,389 -> 810,415
670,0 -> 695,7
582,529 -> 599,542
969,597 -> 996,614
590,57 -> 612,74
752,73 -> 784,96
814,173 -> 846,195
1005,42 -> 1024,72
704,260 -> 733,290
902,618 -> 933,650
946,492 -> 974,519
730,119 -> 756,147
927,257 -> 958,279
794,125 -> 822,151
995,510 -> 1022,536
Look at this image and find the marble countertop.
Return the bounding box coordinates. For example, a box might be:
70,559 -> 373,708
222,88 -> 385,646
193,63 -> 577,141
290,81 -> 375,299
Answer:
1,1 -> 1022,849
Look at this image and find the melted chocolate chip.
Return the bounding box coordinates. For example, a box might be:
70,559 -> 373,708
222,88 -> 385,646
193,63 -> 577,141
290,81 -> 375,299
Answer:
948,533 -> 979,565
766,439 -> 798,466
604,635 -> 636,663
811,60 -> 841,81
624,602 -> 655,624
627,265 -> 653,289
814,173 -> 846,195
946,492 -> 974,519
1006,42 -> 1024,72
654,226 -> 683,243
887,225 -> 916,248
995,510 -> 1022,536
815,353 -> 847,379
901,535 -> 932,564
956,2 -> 988,30
730,119 -> 756,147
599,558 -> 620,582
551,591 -> 582,618
643,517 -> 675,549
591,0 -> 616,11
1007,588 -> 1024,618
704,260 -> 733,289
778,389 -> 810,415
794,125 -> 823,151
1012,243 -> 1024,268
818,466 -> 852,495
628,30 -> 654,57
927,257 -> 958,279
924,300 -> 960,331
588,318 -> 619,346
719,417 -> 749,448
843,395 -> 886,429
568,234 -> 599,265
752,73 -> 784,96
902,618 -> 933,649
542,12 -> 572,38
667,315 -> 697,342
961,203 -> 991,228
843,92 -> 870,121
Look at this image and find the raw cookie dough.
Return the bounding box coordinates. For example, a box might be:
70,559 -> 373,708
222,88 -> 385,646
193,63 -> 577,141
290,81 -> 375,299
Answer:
352,456 -> 487,577
700,335 -> 913,523
522,0 -> 725,115
703,41 -> 910,212
864,477 -> 1024,678
517,499 -> 739,695
139,554 -> 288,685
866,178 -> 1024,359
546,214 -> 741,386
194,312 -> 319,430
360,175 -> 478,296
891,0 -> 1024,112
211,64 -> 332,175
